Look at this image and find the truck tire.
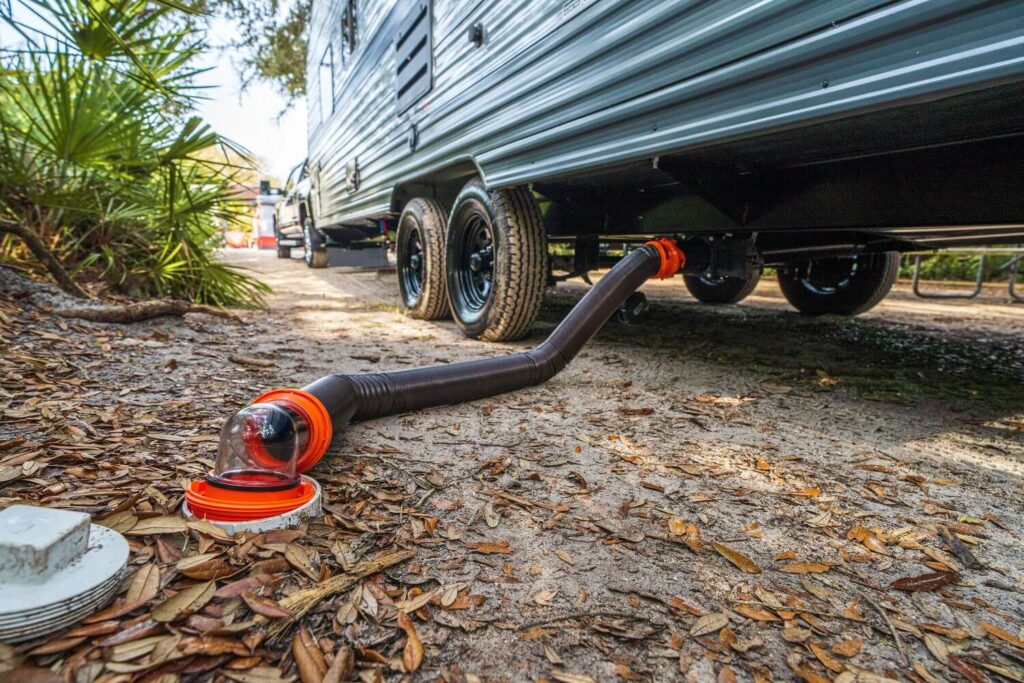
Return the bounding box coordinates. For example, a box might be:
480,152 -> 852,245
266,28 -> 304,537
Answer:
445,179 -> 548,341
777,252 -> 900,316
683,270 -> 761,304
303,219 -> 328,269
397,198 -> 449,320
277,245 -> 291,259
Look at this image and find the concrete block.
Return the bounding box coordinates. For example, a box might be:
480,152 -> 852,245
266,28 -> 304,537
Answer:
0,505 -> 90,582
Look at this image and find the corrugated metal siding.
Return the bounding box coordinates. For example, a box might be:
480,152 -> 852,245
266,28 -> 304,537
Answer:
306,0 -> 1024,228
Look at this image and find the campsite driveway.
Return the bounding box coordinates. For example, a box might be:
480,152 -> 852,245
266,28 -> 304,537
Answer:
1,250 -> 1022,682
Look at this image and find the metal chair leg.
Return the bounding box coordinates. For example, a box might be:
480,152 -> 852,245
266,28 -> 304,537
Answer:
912,254 -> 986,300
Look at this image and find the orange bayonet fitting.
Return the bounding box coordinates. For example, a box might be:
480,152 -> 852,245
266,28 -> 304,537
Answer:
254,388 -> 333,473
646,237 -> 686,279
185,476 -> 319,522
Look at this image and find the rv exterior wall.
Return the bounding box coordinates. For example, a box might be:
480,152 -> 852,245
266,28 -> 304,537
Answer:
306,0 -> 1024,232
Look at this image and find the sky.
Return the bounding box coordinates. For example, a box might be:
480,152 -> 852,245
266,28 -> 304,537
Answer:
0,4 -> 308,185
197,17 -> 309,184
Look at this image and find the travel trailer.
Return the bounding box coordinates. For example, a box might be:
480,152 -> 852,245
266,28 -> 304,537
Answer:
297,0 -> 1024,340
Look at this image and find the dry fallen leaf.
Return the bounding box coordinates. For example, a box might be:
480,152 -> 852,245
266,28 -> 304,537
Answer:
808,643 -> 843,673
781,627 -> 813,643
176,553 -> 237,580
847,525 -> 889,555
615,663 -> 644,681
980,621 -> 1024,649
241,592 -> 292,619
126,564 -> 160,603
126,515 -> 188,536
397,611 -> 424,672
98,511 -> 138,533
831,638 -> 863,657
187,518 -> 233,543
151,581 -> 215,622
690,612 -> 729,637
284,544 -> 319,581
778,562 -> 831,574
292,626 -> 326,683
324,645 -> 354,683
923,633 -> 950,664
734,605 -> 778,622
395,589 -> 436,613
532,590 -> 558,606
465,540 -> 512,554
668,596 -> 704,617
712,543 -> 761,574
891,571 -> 958,592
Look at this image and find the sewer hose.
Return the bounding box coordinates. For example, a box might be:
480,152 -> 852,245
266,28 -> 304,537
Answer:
185,238 -> 686,523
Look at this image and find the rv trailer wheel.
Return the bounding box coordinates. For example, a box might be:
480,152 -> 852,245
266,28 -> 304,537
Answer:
445,179 -> 547,341
397,198 -> 449,320
683,269 -> 761,304
303,220 -> 328,269
777,252 -> 899,316
276,245 -> 291,259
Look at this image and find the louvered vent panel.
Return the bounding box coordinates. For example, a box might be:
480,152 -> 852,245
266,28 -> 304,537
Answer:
396,2 -> 432,113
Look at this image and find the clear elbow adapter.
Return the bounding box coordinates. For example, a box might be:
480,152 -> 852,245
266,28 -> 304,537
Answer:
184,389 -> 332,524
185,238 -> 688,529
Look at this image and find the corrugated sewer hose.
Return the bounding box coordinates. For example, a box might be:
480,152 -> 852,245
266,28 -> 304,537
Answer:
184,237 -> 687,527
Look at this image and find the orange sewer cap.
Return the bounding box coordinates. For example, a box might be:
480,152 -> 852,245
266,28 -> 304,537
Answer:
255,388 -> 333,472
646,237 -> 686,279
185,476 -> 318,522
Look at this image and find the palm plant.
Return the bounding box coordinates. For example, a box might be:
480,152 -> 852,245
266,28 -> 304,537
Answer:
0,0 -> 270,306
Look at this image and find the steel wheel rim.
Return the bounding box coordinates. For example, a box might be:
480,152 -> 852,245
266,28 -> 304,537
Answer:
452,206 -> 494,319
792,257 -> 862,296
699,274 -> 731,287
398,220 -> 425,307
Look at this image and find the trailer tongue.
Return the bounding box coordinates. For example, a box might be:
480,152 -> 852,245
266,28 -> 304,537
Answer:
184,238 -> 687,528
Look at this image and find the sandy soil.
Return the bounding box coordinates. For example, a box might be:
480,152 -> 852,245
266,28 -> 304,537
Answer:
1,249 -> 1022,682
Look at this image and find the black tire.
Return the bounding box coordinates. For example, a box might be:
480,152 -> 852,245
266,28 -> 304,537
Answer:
397,198 -> 449,320
303,219 -> 328,269
617,292 -> 650,325
777,252 -> 900,316
683,269 -> 761,304
276,245 -> 291,259
445,179 -> 548,341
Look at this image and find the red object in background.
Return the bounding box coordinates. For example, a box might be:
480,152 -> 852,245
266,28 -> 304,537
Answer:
225,231 -> 250,248
256,235 -> 277,249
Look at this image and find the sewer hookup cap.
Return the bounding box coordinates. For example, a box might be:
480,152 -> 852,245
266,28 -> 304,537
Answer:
183,475 -> 322,534
0,505 -> 128,643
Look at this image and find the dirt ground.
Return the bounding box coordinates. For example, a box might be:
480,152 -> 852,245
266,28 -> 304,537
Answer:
1,248 -> 1022,683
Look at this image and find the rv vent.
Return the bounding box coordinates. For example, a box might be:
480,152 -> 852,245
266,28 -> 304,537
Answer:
395,2 -> 432,113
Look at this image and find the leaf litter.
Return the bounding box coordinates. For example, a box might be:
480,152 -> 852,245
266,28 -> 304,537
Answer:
2,258 -> 1024,681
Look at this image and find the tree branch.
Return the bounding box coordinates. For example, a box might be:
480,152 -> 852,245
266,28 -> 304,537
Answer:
0,219 -> 90,299
58,300 -> 240,323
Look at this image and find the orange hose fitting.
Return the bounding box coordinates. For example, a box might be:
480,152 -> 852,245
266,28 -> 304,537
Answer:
254,389 -> 332,472
646,237 -> 686,279
185,476 -> 318,522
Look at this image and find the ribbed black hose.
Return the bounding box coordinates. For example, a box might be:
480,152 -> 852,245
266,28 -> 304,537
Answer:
304,244 -> 662,432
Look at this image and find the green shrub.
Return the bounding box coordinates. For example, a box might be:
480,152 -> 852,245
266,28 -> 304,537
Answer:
899,252 -> 1019,283
0,0 -> 270,306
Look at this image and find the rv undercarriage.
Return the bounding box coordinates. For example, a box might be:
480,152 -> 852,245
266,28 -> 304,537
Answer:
384,123 -> 1023,342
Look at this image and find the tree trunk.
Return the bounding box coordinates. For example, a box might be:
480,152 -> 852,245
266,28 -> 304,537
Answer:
0,220 -> 90,299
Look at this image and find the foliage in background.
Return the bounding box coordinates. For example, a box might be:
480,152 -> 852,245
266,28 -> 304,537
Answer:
203,0 -> 309,102
899,252 -> 1021,282
0,0 -> 270,306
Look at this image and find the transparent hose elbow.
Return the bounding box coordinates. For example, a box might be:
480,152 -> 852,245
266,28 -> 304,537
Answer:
209,403 -> 310,490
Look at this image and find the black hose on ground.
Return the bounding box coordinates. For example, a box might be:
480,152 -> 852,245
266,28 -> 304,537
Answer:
303,243 -> 667,434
